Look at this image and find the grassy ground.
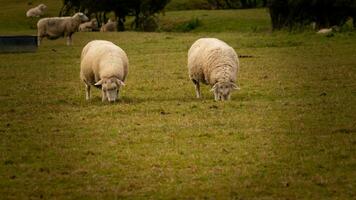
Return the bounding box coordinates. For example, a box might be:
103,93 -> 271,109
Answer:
159,9 -> 271,32
1,1 -> 356,199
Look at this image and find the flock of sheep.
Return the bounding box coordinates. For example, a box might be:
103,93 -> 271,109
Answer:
26,4 -> 117,46
27,4 -> 241,102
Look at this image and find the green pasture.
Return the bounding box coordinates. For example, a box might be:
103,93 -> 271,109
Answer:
0,0 -> 355,199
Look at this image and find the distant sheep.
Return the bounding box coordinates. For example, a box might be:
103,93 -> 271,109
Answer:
80,40 -> 129,102
26,4 -> 47,17
100,19 -> 117,32
317,26 -> 339,34
79,18 -> 98,32
37,12 -> 89,46
317,28 -> 333,34
188,38 -> 239,101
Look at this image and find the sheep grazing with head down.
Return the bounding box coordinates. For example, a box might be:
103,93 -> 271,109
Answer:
26,4 -> 47,17
80,40 -> 129,102
79,18 -> 98,32
188,38 -> 240,101
100,19 -> 117,32
37,12 -> 89,46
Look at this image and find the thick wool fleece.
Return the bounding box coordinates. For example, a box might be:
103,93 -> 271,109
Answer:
188,38 -> 239,86
80,40 -> 129,85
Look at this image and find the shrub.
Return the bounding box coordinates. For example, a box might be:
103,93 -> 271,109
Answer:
175,18 -> 202,32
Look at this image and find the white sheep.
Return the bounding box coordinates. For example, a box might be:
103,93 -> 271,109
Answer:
79,18 -> 98,32
317,28 -> 333,34
188,38 -> 240,101
80,40 -> 129,102
26,4 -> 47,18
317,26 -> 339,34
37,12 -> 89,46
100,19 -> 117,32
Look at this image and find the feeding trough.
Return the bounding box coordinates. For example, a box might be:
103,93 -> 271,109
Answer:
0,35 -> 37,53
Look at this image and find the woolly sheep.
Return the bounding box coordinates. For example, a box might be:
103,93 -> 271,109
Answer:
188,38 -> 240,101
79,18 -> 98,32
37,12 -> 89,46
100,19 -> 117,32
80,40 -> 129,102
26,4 -> 47,17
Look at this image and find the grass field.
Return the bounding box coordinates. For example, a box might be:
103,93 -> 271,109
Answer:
0,1 -> 356,199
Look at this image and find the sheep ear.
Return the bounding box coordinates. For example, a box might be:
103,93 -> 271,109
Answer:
94,80 -> 103,86
116,79 -> 125,86
231,83 -> 240,90
210,83 -> 218,92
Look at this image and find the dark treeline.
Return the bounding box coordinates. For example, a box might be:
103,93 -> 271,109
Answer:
268,0 -> 356,30
59,0 -> 170,31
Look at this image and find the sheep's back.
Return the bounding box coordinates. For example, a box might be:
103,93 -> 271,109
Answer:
188,38 -> 238,84
81,40 -> 128,83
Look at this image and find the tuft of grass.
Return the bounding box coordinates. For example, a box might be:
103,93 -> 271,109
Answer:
162,17 -> 202,32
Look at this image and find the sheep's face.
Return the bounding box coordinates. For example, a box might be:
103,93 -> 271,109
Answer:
211,82 -> 239,101
91,19 -> 98,28
39,4 -> 47,10
95,78 -> 125,102
76,12 -> 89,22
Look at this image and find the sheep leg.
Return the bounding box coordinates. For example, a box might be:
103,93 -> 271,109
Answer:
66,35 -> 72,46
85,84 -> 91,100
101,90 -> 106,102
192,79 -> 201,98
37,36 -> 42,46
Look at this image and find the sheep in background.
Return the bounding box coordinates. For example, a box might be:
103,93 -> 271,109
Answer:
100,19 -> 117,32
188,38 -> 240,101
317,26 -> 339,35
37,12 -> 89,46
80,40 -> 129,102
79,18 -> 98,32
26,4 -> 47,18
317,28 -> 333,34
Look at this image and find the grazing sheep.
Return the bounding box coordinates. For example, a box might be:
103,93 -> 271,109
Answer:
100,19 -> 117,32
79,18 -> 98,32
37,12 -> 89,46
26,4 -> 47,17
80,40 -> 129,102
188,38 -> 239,101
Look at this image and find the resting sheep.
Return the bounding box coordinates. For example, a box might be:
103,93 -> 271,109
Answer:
100,19 -> 117,32
26,4 -> 47,17
317,26 -> 339,35
188,38 -> 239,101
37,12 -> 89,46
80,40 -> 129,102
79,18 -> 98,32
317,28 -> 333,34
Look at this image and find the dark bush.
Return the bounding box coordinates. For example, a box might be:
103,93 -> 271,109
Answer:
268,0 -> 356,30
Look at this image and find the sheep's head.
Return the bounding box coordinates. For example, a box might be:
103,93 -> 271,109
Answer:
95,77 -> 125,102
211,82 -> 239,101
38,4 -> 47,10
74,12 -> 89,22
91,19 -> 98,28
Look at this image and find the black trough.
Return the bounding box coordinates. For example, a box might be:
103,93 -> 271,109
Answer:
0,35 -> 37,53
